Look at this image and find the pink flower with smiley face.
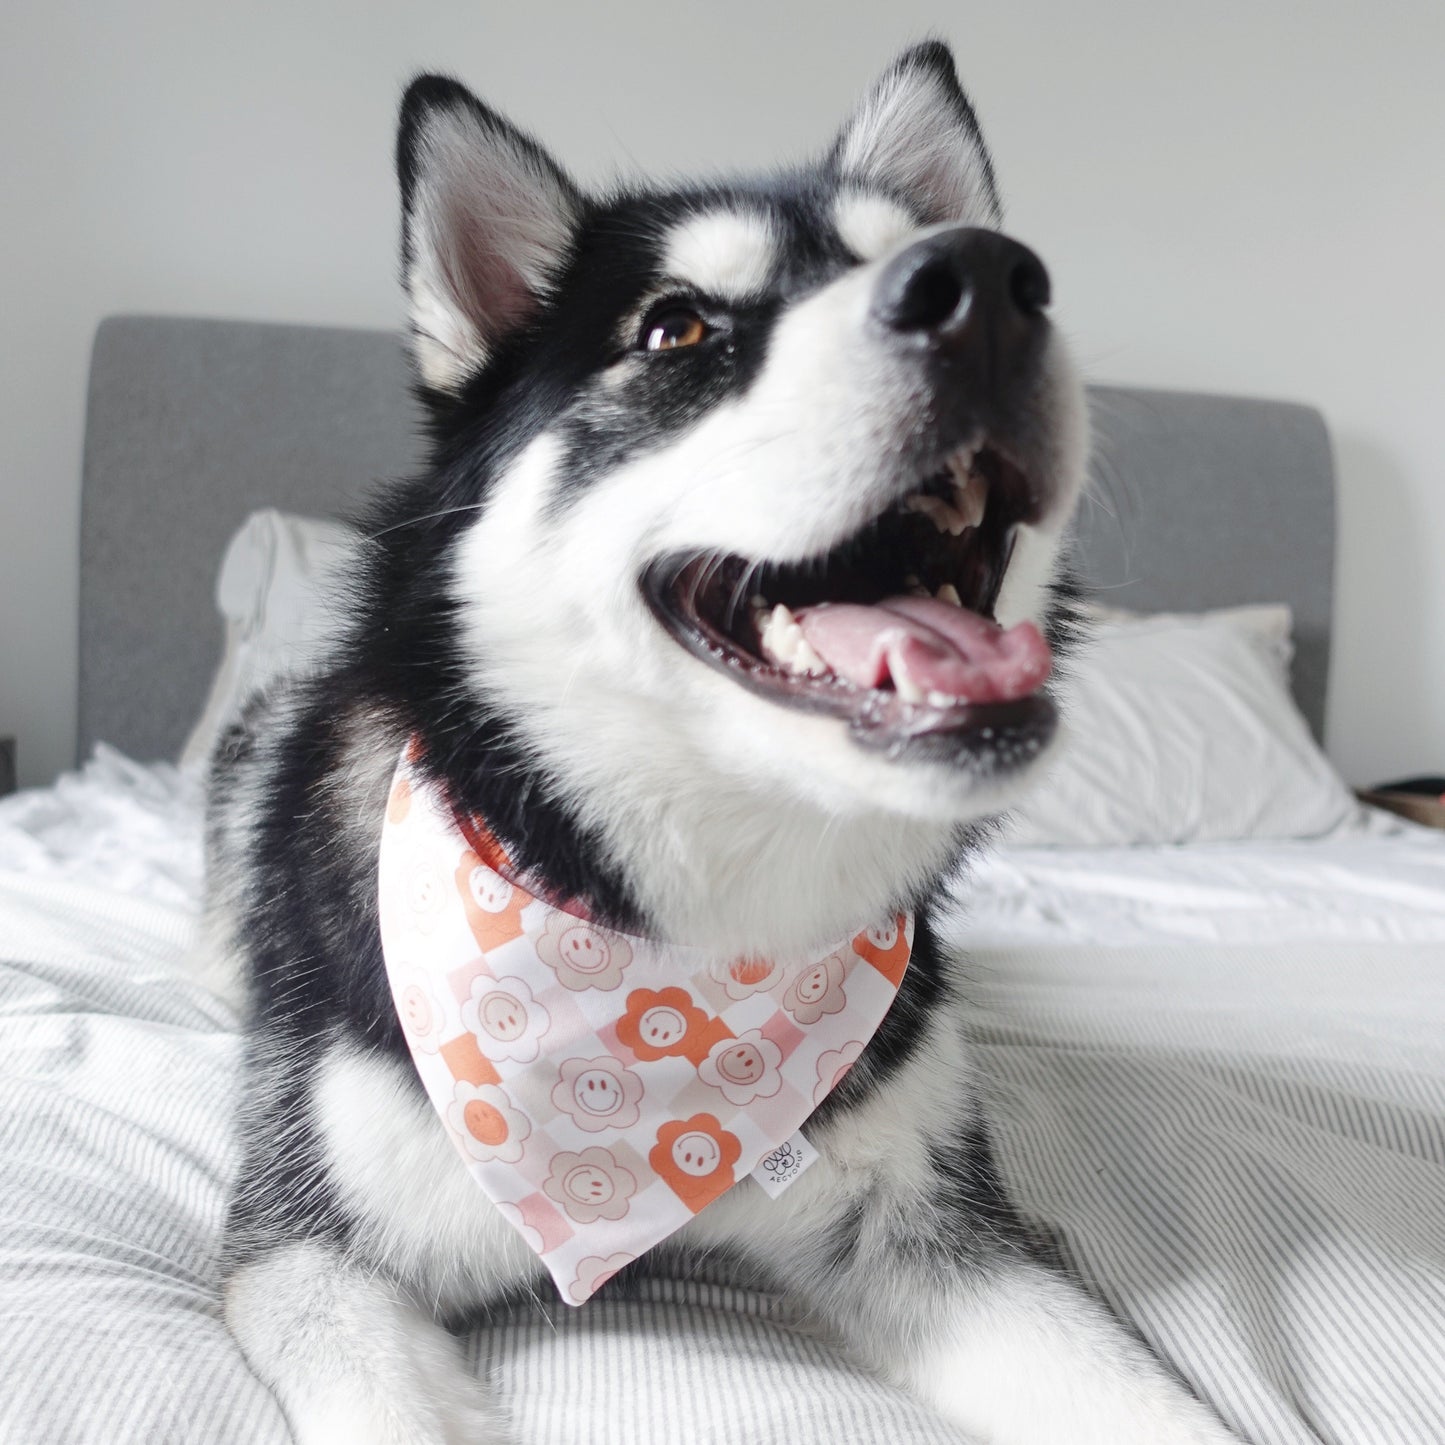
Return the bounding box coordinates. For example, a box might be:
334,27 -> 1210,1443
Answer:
493,1200 -> 546,1255
782,952 -> 848,1025
392,963 -> 449,1054
813,1040 -> 864,1105
543,1147 -> 636,1224
404,857 -> 447,934
552,1056 -> 644,1133
710,954 -> 787,1001
535,911 -> 632,992
570,1251 -> 633,1301
461,974 -> 550,1064
698,1029 -> 783,1106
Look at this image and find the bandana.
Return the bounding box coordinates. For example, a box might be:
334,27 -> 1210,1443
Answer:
377,743 -> 912,1305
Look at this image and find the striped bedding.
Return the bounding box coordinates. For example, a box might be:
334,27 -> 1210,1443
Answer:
2,750 -> 1444,1444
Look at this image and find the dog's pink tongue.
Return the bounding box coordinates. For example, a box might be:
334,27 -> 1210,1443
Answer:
796,597 -> 1051,704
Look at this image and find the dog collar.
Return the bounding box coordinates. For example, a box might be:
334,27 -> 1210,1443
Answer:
377,742 -> 913,1305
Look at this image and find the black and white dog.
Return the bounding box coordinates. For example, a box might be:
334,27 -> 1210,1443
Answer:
211,42 -> 1240,1445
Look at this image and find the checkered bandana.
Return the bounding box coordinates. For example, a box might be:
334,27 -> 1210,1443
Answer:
377,743 -> 912,1305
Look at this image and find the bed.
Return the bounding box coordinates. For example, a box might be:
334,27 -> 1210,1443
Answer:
3,315 -> 1442,1444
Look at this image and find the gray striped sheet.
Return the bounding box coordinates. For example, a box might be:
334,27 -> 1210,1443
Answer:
3,883 -> 1444,1442
968,941 -> 1445,1445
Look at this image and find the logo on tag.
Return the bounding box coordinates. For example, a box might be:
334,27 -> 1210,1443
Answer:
750,1130 -> 818,1198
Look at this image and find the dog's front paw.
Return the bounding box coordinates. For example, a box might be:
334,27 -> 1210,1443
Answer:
289,1323 -> 508,1445
226,1244 -> 514,1445
294,1368 -> 508,1445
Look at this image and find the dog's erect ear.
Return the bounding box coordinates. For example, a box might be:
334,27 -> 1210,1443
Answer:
397,75 -> 582,394
829,42 -> 1001,226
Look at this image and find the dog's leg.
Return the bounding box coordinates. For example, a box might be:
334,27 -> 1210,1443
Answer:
225,1241 -> 510,1445
223,1041 -> 536,1445
690,1022 -> 1243,1445
763,1196 -> 1241,1445
771,1207 -> 1241,1444
891,1251 -> 1240,1445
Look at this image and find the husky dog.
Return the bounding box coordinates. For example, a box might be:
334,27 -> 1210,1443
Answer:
212,41 -> 1240,1445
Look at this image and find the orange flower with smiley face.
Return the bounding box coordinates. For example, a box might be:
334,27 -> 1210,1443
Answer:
851,913 -> 910,986
650,1114 -> 741,1214
455,849 -> 527,953
616,986 -> 717,1064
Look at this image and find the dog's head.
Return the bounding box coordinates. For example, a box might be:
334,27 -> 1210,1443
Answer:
385,44 -> 1087,947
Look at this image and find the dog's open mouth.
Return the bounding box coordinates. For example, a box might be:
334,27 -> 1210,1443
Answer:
641,439 -> 1058,759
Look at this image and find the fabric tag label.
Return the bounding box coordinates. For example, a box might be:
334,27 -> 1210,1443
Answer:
750,1130 -> 818,1198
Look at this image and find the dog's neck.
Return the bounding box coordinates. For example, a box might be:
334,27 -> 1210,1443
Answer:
416,715 -> 964,961
598,775 -> 964,957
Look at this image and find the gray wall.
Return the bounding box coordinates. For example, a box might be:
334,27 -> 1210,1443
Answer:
2,0 -> 1443,787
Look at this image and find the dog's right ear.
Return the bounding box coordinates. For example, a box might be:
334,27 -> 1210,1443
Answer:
829,42 -> 1001,227
397,76 -> 582,396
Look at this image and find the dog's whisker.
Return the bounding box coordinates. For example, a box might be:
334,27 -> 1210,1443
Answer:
361,501 -> 488,541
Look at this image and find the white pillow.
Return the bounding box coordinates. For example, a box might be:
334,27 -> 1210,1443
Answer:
180,510 -> 359,769
1003,604 -> 1362,846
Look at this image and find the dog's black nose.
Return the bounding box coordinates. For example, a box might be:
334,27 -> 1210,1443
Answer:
872,227 -> 1051,372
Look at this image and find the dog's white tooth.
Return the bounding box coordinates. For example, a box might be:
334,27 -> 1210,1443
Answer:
935,584 -> 962,607
893,672 -> 925,704
790,638 -> 828,677
926,689 -> 961,708
760,604 -> 802,664
953,469 -> 988,530
888,652 -> 926,704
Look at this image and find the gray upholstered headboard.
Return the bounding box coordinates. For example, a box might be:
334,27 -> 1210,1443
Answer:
79,316 -> 425,765
77,314 -> 1335,764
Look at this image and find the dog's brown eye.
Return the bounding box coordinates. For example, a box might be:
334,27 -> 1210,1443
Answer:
642,309 -> 708,352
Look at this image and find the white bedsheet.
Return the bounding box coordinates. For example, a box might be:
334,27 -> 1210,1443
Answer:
957,813 -> 1445,948
2,751 -> 1444,1444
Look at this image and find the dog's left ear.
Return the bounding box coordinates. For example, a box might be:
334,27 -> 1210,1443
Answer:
397,75 -> 583,395
829,42 -> 1001,226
